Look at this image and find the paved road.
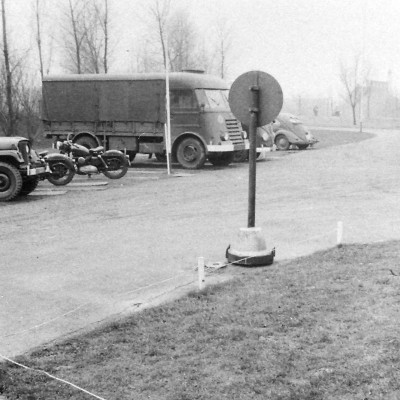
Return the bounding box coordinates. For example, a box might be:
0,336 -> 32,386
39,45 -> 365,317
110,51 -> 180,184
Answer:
1,128 -> 399,357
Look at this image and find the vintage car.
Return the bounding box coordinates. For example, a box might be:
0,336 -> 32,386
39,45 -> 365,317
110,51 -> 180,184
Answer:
0,136 -> 50,201
272,113 -> 318,150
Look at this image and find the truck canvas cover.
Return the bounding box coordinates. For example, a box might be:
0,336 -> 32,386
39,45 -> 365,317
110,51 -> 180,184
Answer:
42,74 -> 167,123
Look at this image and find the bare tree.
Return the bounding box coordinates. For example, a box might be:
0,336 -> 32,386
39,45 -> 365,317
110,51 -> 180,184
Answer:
167,9 -> 199,72
214,19 -> 232,79
35,0 -> 45,79
140,2 -> 202,73
81,0 -> 111,73
34,0 -> 54,78
148,0 -> 170,70
339,54 -> 370,126
1,0 -> 15,136
61,0 -> 111,74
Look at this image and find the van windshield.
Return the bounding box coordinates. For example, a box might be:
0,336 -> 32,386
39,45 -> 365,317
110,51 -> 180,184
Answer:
199,89 -> 230,110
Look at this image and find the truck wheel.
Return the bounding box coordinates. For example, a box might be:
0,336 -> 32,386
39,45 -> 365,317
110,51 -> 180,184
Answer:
47,160 -> 75,186
20,177 -> 40,196
176,137 -> 206,169
75,136 -> 98,149
208,152 -> 234,167
275,134 -> 290,151
0,162 -> 23,201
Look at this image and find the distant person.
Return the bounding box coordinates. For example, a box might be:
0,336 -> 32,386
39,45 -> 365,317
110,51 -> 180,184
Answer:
313,105 -> 319,117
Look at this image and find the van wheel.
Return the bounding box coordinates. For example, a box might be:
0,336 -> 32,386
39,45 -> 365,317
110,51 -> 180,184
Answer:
275,134 -> 290,151
176,137 -> 206,169
0,162 -> 23,201
208,152 -> 234,167
75,136 -> 98,149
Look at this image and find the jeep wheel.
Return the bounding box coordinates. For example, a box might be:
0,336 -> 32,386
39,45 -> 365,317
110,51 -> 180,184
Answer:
0,162 -> 23,201
20,177 -> 40,196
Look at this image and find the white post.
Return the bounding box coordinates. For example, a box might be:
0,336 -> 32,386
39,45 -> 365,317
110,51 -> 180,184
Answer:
337,221 -> 343,248
198,257 -> 205,290
164,30 -> 172,175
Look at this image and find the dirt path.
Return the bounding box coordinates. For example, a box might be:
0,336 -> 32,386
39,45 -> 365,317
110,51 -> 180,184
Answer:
1,128 -> 399,357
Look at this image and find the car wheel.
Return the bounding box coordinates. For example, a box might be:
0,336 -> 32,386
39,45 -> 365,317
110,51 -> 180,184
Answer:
0,162 -> 23,201
297,144 -> 309,150
275,134 -> 290,151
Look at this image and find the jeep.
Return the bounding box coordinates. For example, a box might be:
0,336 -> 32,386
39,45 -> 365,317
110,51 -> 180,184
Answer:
0,137 -> 50,201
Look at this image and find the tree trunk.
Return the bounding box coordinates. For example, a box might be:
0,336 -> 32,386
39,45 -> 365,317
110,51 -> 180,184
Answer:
103,0 -> 108,73
35,0 -> 44,80
1,0 -> 15,136
352,105 -> 357,126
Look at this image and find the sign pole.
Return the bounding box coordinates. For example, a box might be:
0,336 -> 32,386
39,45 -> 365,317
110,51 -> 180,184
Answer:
248,85 -> 259,228
226,70 -> 283,267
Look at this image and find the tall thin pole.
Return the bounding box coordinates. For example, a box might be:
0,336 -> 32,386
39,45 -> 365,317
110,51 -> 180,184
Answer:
248,85 -> 259,228
164,30 -> 172,175
359,1 -> 367,133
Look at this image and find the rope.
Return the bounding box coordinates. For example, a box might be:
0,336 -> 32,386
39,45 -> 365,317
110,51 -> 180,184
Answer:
0,354 -> 108,400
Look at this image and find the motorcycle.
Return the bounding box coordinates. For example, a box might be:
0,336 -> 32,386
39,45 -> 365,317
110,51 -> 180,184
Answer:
46,134 -> 130,186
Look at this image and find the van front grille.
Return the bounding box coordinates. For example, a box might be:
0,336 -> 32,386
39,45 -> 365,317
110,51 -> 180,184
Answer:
225,118 -> 243,143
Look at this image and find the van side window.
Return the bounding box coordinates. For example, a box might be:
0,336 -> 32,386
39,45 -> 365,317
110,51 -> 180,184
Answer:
170,90 -> 198,109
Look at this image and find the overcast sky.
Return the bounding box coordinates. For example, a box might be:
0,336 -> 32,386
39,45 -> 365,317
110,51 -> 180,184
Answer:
6,0 -> 400,99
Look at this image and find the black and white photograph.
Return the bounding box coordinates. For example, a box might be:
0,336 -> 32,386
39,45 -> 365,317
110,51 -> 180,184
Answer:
1,0 -> 400,399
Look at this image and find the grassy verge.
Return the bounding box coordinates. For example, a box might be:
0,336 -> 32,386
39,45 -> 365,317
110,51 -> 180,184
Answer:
2,241 -> 400,399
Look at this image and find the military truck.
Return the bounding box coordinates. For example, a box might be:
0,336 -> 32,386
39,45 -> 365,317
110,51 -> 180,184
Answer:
42,72 -> 249,169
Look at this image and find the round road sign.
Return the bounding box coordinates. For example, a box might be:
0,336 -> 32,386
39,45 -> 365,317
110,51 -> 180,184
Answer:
228,71 -> 283,128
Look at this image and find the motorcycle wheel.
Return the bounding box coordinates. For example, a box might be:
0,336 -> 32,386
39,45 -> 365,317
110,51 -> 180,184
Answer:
102,156 -> 129,179
47,160 -> 75,186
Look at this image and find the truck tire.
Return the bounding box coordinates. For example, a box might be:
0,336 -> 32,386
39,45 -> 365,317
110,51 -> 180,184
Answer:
19,177 -> 40,196
75,135 -> 98,149
0,162 -> 23,201
208,152 -> 234,167
176,137 -> 206,169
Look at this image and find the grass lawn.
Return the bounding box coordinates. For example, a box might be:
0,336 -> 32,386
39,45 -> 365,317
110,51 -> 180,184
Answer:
2,241 -> 400,400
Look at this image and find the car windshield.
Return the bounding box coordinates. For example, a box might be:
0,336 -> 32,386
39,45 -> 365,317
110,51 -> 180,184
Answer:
202,89 -> 230,109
